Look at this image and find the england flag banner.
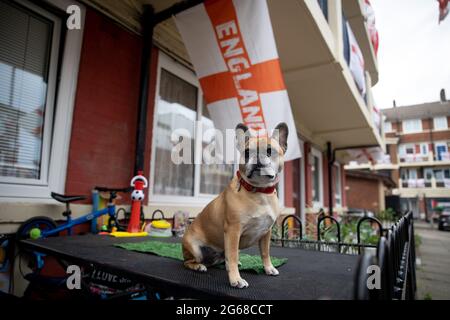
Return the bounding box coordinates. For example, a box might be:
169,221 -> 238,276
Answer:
175,0 -> 301,161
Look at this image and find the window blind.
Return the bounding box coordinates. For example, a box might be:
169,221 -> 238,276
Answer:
0,1 -> 53,180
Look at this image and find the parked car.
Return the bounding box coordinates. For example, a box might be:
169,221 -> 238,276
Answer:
438,208 -> 450,231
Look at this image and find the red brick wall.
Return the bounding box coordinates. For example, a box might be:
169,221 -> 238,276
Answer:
345,176 -> 380,213
422,118 -> 432,130
398,130 -> 450,144
291,158 -> 301,216
65,9 -> 158,202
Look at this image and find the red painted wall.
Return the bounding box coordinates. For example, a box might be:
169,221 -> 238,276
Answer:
304,142 -> 312,207
65,9 -> 158,202
284,161 -> 294,207
341,165 -> 347,208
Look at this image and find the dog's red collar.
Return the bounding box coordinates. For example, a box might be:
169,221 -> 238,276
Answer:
236,171 -> 277,194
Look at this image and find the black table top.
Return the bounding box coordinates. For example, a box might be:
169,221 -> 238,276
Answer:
21,235 -> 358,300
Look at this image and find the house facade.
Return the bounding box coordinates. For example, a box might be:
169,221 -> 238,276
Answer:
0,0 -> 384,234
345,169 -> 395,214
346,91 -> 450,218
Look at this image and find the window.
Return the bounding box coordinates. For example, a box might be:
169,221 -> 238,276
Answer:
384,121 -> 392,133
0,0 -> 58,183
434,116 -> 448,131
399,144 -> 415,155
334,163 -> 342,207
402,119 -> 422,134
433,168 -> 450,181
0,0 -> 84,199
310,148 -> 323,208
424,168 -> 434,180
420,143 -> 429,155
435,141 -> 449,161
151,53 -> 234,203
400,168 -> 417,180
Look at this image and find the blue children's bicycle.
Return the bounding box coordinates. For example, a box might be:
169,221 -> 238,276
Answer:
17,186 -> 133,241
15,187 -> 152,300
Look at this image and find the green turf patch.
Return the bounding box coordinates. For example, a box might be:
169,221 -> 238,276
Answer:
115,240 -> 287,274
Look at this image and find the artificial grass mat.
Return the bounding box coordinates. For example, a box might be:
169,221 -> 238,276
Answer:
114,240 -> 287,274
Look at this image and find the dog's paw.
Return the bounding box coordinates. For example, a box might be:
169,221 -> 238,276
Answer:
229,277 -> 249,289
185,262 -> 207,272
264,265 -> 279,276
195,264 -> 208,272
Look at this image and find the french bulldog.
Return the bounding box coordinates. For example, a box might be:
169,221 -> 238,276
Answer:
182,122 -> 288,288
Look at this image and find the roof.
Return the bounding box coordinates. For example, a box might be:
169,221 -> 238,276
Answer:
382,100 -> 450,122
345,170 -> 397,188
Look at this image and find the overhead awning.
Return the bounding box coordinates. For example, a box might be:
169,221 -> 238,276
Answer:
268,0 -> 384,150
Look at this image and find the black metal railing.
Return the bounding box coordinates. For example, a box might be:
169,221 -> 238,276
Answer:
272,211 -> 417,300
273,212 -> 380,255
354,211 -> 416,300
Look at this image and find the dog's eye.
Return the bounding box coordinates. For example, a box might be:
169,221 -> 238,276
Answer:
266,148 -> 272,157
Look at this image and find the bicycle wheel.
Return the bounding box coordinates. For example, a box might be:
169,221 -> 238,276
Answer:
16,216 -> 57,241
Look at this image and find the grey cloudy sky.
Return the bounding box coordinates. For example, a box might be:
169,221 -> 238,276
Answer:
371,0 -> 450,109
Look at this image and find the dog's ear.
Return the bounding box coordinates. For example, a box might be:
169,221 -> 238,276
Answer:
235,123 -> 250,152
271,122 -> 289,153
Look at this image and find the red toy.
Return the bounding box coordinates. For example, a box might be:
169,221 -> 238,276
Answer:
127,171 -> 148,233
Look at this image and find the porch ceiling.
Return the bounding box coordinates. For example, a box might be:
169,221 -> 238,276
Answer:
268,0 -> 382,150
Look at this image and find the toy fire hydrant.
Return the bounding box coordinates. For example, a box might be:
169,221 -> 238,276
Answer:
127,171 -> 148,233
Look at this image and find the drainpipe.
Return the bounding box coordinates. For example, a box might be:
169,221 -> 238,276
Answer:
134,5 -> 155,174
134,1 -> 205,173
327,142 -> 333,216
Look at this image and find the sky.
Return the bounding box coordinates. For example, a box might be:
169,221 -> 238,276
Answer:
371,0 -> 450,109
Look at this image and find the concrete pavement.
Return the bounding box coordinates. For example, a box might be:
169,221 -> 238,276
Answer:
415,220 -> 450,300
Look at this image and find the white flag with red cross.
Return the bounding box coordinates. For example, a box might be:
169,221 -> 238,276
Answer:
174,0 -> 301,161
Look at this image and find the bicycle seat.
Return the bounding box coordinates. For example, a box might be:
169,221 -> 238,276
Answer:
94,186 -> 133,193
51,192 -> 86,203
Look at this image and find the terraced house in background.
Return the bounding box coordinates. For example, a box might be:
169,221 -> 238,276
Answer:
347,90 -> 450,218
0,0 -> 384,250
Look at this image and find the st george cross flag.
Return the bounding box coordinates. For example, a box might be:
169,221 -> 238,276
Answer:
347,147 -> 386,165
347,22 -> 366,96
174,0 -> 301,161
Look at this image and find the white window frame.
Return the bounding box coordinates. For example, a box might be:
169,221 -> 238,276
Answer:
334,163 -> 342,208
149,52 -> 289,207
424,168 -> 434,180
0,0 -> 85,200
420,143 -> 429,155
402,119 -> 422,134
433,116 -> 448,131
399,144 -> 415,155
310,147 -> 324,209
384,121 -> 392,133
